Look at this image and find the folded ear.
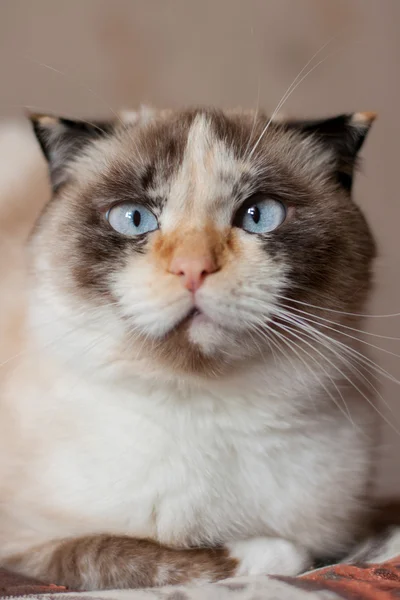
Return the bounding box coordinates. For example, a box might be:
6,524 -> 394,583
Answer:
29,114 -> 113,191
286,112 -> 377,192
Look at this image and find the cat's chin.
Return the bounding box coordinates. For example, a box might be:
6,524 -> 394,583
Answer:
187,311 -> 237,356
188,308 -> 210,327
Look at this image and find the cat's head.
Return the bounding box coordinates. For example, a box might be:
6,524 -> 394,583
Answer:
29,107 -> 376,380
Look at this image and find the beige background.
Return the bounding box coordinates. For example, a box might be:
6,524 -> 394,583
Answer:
0,0 -> 398,495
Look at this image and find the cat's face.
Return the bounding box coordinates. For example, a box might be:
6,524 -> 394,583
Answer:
29,108 -> 376,379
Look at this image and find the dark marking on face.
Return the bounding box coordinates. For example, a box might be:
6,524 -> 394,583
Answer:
67,196 -> 148,297
140,164 -> 156,191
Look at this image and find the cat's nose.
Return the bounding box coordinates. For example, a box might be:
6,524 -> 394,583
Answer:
169,255 -> 218,292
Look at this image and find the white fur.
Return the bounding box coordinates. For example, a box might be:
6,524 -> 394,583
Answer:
229,538 -> 311,576
0,339 -> 373,565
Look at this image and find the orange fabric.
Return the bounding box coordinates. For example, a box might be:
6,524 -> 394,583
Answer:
294,556 -> 400,599
0,568 -> 67,597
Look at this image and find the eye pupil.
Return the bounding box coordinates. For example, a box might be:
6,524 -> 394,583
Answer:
248,206 -> 260,224
133,210 -> 141,227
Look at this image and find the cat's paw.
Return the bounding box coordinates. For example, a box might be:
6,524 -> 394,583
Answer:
228,537 -> 311,577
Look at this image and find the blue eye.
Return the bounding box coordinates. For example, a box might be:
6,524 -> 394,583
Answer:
107,202 -> 158,236
235,197 -> 286,234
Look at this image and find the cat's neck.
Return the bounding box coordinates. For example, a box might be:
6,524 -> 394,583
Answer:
7,317 -> 335,434
0,278 -> 345,429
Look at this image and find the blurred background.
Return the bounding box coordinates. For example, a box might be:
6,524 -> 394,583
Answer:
0,0 -> 399,495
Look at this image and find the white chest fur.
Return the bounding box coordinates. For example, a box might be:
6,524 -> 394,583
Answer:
0,352 -> 373,561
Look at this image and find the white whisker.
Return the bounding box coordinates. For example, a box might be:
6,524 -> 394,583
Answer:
276,303 -> 400,359
243,76 -> 261,159
272,316 -> 400,437
276,292 -> 400,319
248,38 -> 341,159
272,307 -> 395,419
253,319 -> 356,426
279,302 -> 400,341
271,305 -> 400,388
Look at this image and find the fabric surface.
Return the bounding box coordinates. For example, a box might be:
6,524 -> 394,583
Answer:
1,525 -> 400,599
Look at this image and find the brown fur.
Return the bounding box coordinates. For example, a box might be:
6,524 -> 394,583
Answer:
6,536 -> 238,591
153,225 -> 226,272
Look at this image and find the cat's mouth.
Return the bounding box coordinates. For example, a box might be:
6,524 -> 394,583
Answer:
173,307 -> 208,331
183,307 -> 203,324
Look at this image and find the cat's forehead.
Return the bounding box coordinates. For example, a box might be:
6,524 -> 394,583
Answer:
77,111 -> 258,221
74,108 -> 331,224
156,114 -> 253,229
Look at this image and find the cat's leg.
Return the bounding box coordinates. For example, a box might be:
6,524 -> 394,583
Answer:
5,535 -> 311,590
228,537 -> 311,576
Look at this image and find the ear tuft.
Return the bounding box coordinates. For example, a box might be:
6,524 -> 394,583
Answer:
351,111 -> 378,126
286,112 -> 377,192
29,114 -> 113,191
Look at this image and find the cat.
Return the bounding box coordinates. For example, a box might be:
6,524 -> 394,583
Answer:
0,106 -> 378,591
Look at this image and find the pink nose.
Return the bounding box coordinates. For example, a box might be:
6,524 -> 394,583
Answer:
169,255 -> 217,292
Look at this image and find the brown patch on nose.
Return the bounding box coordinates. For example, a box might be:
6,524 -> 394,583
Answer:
226,227 -> 242,254
152,224 -> 229,280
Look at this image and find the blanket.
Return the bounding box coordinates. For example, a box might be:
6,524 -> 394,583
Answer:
1,522 -> 400,600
